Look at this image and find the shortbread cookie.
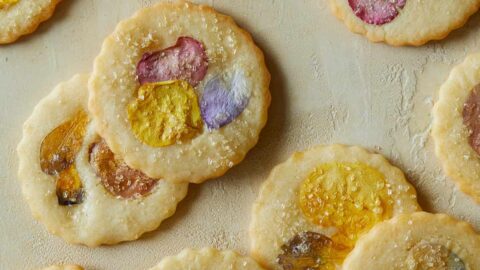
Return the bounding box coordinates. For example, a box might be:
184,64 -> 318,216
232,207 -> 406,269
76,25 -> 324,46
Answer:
343,212 -> 480,269
329,0 -> 480,46
42,265 -> 83,270
17,74 -> 188,246
89,0 -> 271,183
250,144 -> 420,270
0,0 -> 61,44
149,248 -> 265,270
432,53 -> 480,204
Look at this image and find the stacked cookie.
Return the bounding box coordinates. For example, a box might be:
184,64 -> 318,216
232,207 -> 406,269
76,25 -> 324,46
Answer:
250,145 -> 480,269
18,0 -> 270,247
250,145 -> 420,269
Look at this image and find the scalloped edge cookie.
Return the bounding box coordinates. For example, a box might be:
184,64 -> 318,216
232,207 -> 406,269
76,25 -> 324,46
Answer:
89,0 -> 271,184
148,248 -> 265,270
343,212 -> 480,269
250,144 -> 421,270
432,53 -> 480,204
17,74 -> 189,246
328,0 -> 480,46
42,265 -> 83,270
0,0 -> 61,44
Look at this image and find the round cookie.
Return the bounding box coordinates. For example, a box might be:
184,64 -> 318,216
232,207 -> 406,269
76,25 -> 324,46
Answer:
17,74 -> 188,246
343,212 -> 480,269
0,0 -> 61,44
328,0 -> 480,46
89,0 -> 271,183
432,53 -> 480,204
42,265 -> 83,270
148,248 -> 265,270
250,144 -> 420,270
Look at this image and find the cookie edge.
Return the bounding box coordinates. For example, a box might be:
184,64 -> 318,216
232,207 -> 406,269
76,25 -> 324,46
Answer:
432,53 -> 480,204
149,247 -> 266,270
327,0 -> 480,46
0,0 -> 62,44
342,211 -> 480,269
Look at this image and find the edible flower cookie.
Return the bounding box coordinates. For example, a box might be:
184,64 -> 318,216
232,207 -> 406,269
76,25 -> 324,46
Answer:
343,212 -> 480,269
148,248 -> 265,270
432,53 -> 480,203
250,144 -> 420,270
0,0 -> 61,44
328,0 -> 480,46
42,265 -> 83,270
89,0 -> 271,183
17,74 -> 188,246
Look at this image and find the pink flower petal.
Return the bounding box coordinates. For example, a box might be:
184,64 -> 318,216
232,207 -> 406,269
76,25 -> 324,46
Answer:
137,37 -> 208,86
349,0 -> 406,25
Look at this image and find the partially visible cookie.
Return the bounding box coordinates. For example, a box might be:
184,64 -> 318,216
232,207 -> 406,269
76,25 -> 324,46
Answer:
148,248 -> 265,270
42,265 -> 83,270
89,0 -> 271,184
328,0 -> 480,46
250,144 -> 420,270
343,212 -> 480,269
0,0 -> 61,44
17,74 -> 188,246
432,53 -> 480,203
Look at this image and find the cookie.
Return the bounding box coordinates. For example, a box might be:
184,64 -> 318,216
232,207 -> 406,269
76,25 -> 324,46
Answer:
432,53 -> 480,204
89,0 -> 271,183
148,248 -> 265,270
0,0 -> 61,44
328,0 -> 480,46
42,265 -> 83,270
17,74 -> 188,246
343,212 -> 480,269
250,144 -> 420,270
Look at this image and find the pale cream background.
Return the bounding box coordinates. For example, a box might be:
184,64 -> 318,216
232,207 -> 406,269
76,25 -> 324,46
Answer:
1,0 -> 480,269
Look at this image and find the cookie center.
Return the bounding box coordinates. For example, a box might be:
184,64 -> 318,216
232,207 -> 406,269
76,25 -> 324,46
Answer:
40,110 -> 89,205
407,242 -> 466,270
348,0 -> 406,25
463,84 -> 480,156
299,162 -> 393,249
0,0 -> 19,10
277,232 -> 349,270
127,80 -> 203,147
89,139 -> 158,198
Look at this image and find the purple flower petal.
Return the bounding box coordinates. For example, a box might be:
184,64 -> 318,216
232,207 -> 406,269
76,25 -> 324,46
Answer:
137,37 -> 208,86
201,71 -> 250,129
